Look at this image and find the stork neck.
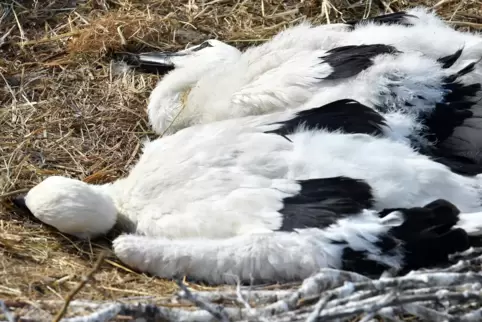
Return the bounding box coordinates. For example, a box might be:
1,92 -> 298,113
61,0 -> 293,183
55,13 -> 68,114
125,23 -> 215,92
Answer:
147,71 -> 197,135
91,181 -> 138,233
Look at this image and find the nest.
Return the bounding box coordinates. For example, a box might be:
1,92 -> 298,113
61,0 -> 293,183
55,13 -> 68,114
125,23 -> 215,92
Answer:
0,0 -> 481,321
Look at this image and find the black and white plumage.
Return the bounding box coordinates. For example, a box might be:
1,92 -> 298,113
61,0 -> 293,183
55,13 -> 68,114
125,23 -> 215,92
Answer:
114,7 -> 482,172
13,99 -> 482,284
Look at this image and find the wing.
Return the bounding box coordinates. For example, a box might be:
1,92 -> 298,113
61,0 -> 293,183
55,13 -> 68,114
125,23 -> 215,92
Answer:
231,44 -> 399,115
113,198 -> 475,284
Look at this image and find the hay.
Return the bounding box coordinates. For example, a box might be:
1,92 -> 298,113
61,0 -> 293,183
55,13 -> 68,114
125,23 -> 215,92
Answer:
0,0 -> 481,320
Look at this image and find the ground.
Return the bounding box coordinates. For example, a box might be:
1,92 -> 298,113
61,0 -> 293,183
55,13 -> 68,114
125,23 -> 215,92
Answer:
0,0 -> 481,320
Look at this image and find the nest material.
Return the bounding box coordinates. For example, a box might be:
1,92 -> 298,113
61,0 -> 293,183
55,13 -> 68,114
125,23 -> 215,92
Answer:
4,248 -> 482,321
0,0 -> 481,320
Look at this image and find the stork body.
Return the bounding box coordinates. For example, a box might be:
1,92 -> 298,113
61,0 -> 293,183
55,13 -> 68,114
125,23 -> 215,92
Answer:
16,99 -> 482,283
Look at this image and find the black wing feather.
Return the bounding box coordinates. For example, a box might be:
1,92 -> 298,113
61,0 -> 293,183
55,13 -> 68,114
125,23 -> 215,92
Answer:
277,176 -> 374,231
266,99 -> 387,137
321,44 -> 399,80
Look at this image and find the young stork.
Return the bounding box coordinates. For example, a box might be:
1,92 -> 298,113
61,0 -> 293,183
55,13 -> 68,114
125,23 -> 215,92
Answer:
115,7 -> 482,168
13,99 -> 482,284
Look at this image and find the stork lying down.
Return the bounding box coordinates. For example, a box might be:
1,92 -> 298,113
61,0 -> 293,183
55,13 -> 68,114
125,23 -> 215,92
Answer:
13,99 -> 482,284
115,7 -> 482,167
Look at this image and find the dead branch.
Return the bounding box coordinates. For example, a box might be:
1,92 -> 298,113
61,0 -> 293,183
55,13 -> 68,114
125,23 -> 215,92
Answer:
176,279 -> 231,322
53,251 -> 107,322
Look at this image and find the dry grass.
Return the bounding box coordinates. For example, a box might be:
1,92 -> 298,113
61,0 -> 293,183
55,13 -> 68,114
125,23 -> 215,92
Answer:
0,0 -> 481,318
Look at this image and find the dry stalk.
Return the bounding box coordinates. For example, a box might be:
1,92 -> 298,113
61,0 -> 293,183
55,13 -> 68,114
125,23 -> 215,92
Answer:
52,251 -> 107,322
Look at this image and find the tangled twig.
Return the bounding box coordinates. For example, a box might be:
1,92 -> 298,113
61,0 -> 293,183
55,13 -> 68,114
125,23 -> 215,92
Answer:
5,248 -> 482,322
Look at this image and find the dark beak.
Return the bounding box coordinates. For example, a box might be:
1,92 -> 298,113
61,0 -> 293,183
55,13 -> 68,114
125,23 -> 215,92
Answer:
111,51 -> 182,75
12,194 -> 33,215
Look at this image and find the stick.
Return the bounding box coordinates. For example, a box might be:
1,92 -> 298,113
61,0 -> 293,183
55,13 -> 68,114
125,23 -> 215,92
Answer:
15,31 -> 81,47
176,279 -> 231,322
53,251 -> 107,322
448,21 -> 482,29
316,291 -> 482,320
0,187 -> 31,199
0,300 -> 15,322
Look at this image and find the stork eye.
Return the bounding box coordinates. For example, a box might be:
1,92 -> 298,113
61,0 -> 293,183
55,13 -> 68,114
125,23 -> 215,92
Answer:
192,41 -> 213,51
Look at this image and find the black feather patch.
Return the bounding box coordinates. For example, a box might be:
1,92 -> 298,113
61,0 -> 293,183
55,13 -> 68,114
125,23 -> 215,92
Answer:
416,141 -> 482,176
341,199 -> 470,277
321,44 -> 400,80
443,83 -> 481,102
340,248 -> 391,276
422,102 -> 474,144
442,61 -> 481,102
437,48 -> 464,69
345,12 -> 417,29
277,176 -> 374,231
266,99 -> 387,137
444,61 -> 478,84
427,149 -> 482,176
418,61 -> 481,154
191,41 -> 213,52
387,199 -> 469,273
12,195 -> 28,210
436,157 -> 482,176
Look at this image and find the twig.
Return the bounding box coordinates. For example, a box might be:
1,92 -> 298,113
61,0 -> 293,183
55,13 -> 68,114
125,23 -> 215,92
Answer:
441,255 -> 482,272
61,304 -> 121,322
0,26 -> 14,47
0,300 -> 15,322
14,251 -> 482,322
448,21 -> 482,29
11,4 -> 25,45
177,279 -> 231,322
451,247 -> 482,258
402,303 -> 454,321
315,290 -> 482,321
53,251 -> 107,322
15,31 -> 81,47
305,293 -> 335,322
460,307 -> 482,321
194,289 -> 292,304
235,279 -> 250,310
358,312 -> 376,322
376,0 -> 394,13
235,277 -> 269,322
0,187 -> 31,199
432,0 -> 458,9
262,268 -> 370,315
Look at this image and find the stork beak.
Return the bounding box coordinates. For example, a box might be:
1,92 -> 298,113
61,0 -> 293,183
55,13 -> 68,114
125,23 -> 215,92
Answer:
12,194 -> 33,215
112,51 -> 184,75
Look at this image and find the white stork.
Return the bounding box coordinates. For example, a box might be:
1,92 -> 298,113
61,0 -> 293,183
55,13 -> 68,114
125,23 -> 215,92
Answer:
13,99 -> 482,284
115,7 -> 482,170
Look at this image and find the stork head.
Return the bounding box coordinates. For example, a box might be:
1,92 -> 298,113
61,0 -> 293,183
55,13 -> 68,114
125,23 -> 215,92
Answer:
115,39 -> 242,136
12,176 -> 118,240
117,39 -> 241,77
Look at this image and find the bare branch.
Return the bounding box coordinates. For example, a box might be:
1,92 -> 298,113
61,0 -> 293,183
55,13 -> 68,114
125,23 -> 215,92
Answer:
53,251 -> 107,322
0,300 -> 15,322
176,279 -> 231,322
